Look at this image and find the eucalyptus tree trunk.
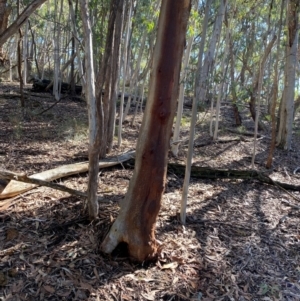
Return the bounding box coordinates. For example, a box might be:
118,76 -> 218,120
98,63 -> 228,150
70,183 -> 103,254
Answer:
228,33 -> 242,126
213,23 -> 229,140
98,0 -> 124,158
17,0 -> 24,107
248,35 -> 277,130
69,0 -> 86,90
251,61 -> 263,168
53,0 -> 63,101
22,21 -> 29,84
171,34 -> 194,156
123,31 -> 147,120
266,0 -> 284,168
101,0 -> 191,262
277,0 -> 299,150
180,0 -> 211,224
196,0 -> 227,110
106,0 -> 124,153
79,0 -> 98,219
118,0 -> 132,147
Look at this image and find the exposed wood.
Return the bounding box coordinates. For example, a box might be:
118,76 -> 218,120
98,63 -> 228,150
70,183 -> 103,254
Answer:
0,169 -> 88,198
101,0 -> 191,262
0,151 -> 135,200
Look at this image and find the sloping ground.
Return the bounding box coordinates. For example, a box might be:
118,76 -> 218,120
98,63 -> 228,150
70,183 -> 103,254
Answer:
0,82 -> 300,300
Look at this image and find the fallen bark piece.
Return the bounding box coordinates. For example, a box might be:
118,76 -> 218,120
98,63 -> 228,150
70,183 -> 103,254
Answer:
0,151 -> 135,200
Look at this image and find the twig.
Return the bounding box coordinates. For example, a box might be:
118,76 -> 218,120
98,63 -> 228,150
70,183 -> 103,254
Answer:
36,94 -> 69,115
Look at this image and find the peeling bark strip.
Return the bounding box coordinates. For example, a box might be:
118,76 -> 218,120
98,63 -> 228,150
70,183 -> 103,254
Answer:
101,0 -> 191,262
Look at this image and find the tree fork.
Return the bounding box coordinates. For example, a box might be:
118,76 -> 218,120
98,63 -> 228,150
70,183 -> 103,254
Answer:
100,0 -> 191,262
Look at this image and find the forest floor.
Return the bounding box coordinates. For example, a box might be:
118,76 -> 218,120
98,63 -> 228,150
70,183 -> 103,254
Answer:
0,81 -> 300,301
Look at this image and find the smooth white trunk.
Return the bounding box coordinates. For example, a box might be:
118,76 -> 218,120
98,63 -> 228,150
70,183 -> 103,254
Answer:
118,0 -> 132,147
180,0 -> 212,224
171,34 -> 194,156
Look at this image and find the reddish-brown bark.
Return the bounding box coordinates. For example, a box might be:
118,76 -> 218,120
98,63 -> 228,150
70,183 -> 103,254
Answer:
101,0 -> 191,262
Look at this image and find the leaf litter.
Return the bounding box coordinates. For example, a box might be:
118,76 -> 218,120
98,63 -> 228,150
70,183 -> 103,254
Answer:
0,82 -> 300,300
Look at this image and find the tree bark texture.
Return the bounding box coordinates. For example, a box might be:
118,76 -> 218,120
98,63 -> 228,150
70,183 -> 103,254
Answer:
248,35 -> 276,130
277,0 -> 299,150
100,0 -> 191,262
97,0 -> 123,158
80,0 -> 98,219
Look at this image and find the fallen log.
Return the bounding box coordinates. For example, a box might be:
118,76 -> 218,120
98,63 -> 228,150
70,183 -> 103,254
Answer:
167,163 -> 300,192
0,151 -> 135,200
31,79 -> 82,95
1,150 -> 298,205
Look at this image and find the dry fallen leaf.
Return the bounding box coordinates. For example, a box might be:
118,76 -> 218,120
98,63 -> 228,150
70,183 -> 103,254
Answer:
161,262 -> 178,270
0,271 -> 7,287
43,285 -> 55,294
6,228 -> 19,241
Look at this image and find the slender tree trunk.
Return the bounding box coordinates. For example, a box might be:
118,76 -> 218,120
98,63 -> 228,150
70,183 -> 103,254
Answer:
101,0 -> 191,262
229,33 -> 242,126
22,21 -> 29,84
277,0 -> 299,150
196,0 -> 227,109
171,34 -> 194,156
118,1 -> 132,147
251,61 -> 263,168
213,22 -> 229,140
69,0 -> 86,90
123,31 -> 147,120
107,0 -> 124,153
248,35 -> 277,130
17,0 -> 24,108
266,0 -> 285,168
98,0 -> 123,158
79,0 -> 98,219
180,0 -> 212,224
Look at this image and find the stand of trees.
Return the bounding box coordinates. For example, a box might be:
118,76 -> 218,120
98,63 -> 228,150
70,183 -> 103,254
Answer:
0,0 -> 299,261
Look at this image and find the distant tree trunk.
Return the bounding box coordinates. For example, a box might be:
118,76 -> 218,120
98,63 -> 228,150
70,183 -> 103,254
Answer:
53,0 -> 63,101
98,0 -> 124,158
118,0 -> 132,147
123,31 -> 147,120
229,33 -> 242,126
79,0 -> 98,219
22,21 -> 29,84
251,61 -> 263,168
171,33 -> 194,156
266,0 -> 284,168
196,0 -> 227,108
29,21 -> 41,78
277,0 -> 299,150
213,20 -> 229,140
17,0 -> 24,107
180,0 -> 211,224
101,0 -> 191,262
248,35 -> 276,130
69,0 -> 86,90
106,0 -> 124,153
